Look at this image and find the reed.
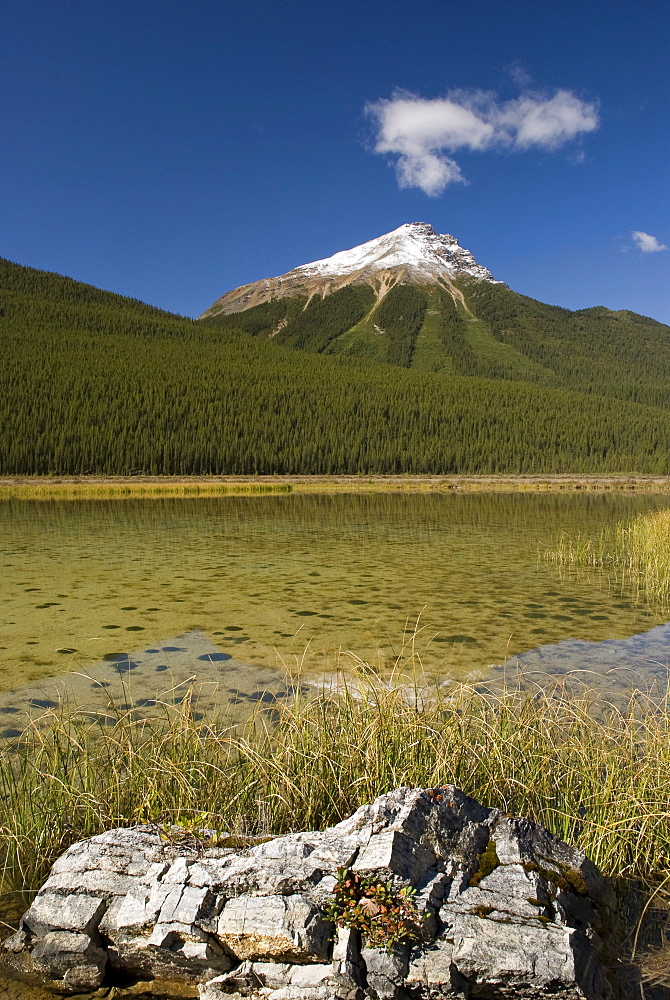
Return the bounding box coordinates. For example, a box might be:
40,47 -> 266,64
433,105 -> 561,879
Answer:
547,507 -> 670,609
1,668 -> 670,901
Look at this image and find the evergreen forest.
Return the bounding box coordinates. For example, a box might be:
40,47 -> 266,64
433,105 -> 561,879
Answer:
207,278 -> 670,409
2,256 -> 670,476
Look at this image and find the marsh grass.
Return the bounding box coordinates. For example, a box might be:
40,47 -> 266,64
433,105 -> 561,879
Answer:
547,508 -> 670,610
3,661 -> 670,988
2,664 -> 670,902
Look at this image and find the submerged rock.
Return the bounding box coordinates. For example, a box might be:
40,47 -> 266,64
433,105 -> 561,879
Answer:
0,787 -> 617,999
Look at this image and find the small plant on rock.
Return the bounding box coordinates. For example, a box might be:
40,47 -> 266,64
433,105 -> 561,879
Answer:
325,867 -> 422,951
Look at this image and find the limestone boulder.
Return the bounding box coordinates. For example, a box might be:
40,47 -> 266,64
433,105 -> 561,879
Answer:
0,786 -> 617,999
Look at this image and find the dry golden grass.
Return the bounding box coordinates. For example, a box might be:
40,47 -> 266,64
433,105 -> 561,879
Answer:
2,664 -> 670,895
0,654 -> 668,985
0,482 -> 292,501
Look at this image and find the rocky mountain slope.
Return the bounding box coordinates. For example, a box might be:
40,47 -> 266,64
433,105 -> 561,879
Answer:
201,224 -> 670,410
201,223 -> 500,317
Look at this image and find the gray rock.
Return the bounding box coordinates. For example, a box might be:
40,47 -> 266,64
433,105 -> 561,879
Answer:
361,944 -> 408,999
32,931 -> 107,992
217,894 -> 331,961
23,893 -> 107,937
0,786 -> 618,999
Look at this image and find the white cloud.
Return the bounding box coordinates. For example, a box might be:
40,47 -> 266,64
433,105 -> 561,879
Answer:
395,150 -> 464,198
631,230 -> 668,254
367,86 -> 600,196
498,91 -> 599,150
505,62 -> 533,89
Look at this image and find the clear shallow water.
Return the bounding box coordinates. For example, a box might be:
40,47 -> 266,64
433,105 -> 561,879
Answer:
0,630 -> 297,737
1,492 -> 670,703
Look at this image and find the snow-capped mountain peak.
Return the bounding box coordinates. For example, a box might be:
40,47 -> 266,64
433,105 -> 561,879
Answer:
201,223 -> 500,318
293,223 -> 498,283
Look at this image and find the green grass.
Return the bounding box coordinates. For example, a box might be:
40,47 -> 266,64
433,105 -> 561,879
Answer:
547,507 -> 670,609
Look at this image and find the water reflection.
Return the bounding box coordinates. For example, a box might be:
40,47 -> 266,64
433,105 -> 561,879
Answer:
1,492 -> 670,691
1,613 -> 670,737
492,619 -> 670,696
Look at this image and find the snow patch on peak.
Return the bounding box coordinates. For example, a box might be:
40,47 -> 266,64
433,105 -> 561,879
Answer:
290,223 -> 500,284
199,223 -> 502,319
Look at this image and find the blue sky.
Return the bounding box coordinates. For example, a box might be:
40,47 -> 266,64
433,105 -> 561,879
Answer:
2,0 -> 669,323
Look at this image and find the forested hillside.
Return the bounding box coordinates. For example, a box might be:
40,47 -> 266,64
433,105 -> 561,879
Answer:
206,277 -> 670,409
2,256 -> 670,475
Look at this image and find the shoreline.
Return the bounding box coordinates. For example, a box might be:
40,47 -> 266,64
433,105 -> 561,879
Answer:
2,473 -> 670,499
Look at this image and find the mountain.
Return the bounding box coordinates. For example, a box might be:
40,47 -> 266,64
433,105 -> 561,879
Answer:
3,253 -> 670,476
201,224 -> 670,410
201,223 -> 500,317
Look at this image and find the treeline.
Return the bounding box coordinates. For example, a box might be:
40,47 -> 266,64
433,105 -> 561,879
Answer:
0,257 -> 177,318
203,297 -> 304,338
3,256 -> 670,475
435,290 -> 480,375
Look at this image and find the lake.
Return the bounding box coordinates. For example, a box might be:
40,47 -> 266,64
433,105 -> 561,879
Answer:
1,491 -> 670,718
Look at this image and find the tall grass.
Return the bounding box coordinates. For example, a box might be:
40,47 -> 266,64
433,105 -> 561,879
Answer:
547,508 -> 670,609
2,669 -> 670,901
